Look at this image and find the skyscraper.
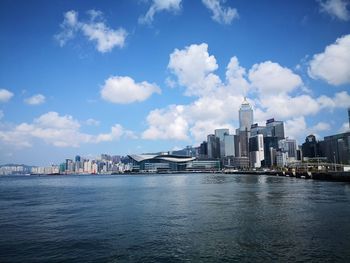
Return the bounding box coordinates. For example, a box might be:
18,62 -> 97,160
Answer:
249,134 -> 264,168
224,134 -> 235,157
237,98 -> 254,159
266,118 -> 285,139
215,128 -> 229,157
239,97 -> 254,131
207,134 -> 220,159
278,138 -> 297,160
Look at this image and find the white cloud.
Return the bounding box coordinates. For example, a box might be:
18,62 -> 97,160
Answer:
249,61 -> 303,95
225,56 -> 250,96
202,0 -> 239,24
55,10 -> 127,53
24,94 -> 46,105
81,22 -> 127,53
139,0 -> 182,24
0,112 -> 86,148
308,34 -> 350,85
0,89 -> 14,103
190,120 -> 234,143
141,92 -> 242,142
34,112 -> 80,130
100,76 -> 161,104
0,112 -> 135,148
311,122 -> 331,132
284,117 -> 308,141
96,124 -> 124,142
318,91 -> 350,109
143,42 -> 350,143
142,105 -> 189,140
285,118 -> 332,143
256,94 -> 321,120
168,43 -> 220,96
55,10 -> 79,46
319,0 -> 350,21
85,118 -> 100,126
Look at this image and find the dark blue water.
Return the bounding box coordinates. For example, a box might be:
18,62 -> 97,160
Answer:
1,174 -> 350,262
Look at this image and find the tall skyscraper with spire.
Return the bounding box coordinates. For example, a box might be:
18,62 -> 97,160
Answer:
239,97 -> 254,131
236,97 -> 254,158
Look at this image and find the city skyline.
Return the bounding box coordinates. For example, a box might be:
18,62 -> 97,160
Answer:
1,0 -> 350,165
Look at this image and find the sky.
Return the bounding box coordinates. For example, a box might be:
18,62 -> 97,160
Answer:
0,0 -> 350,166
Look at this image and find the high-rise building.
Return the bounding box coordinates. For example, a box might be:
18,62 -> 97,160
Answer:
199,141 -> 208,158
262,137 -> 279,167
249,134 -> 264,168
238,130 -> 249,157
239,97 -> 254,131
276,151 -> 288,167
215,128 -> 229,157
266,118 -> 285,139
278,138 -> 297,161
237,98 -> 254,160
224,134 -> 235,157
65,159 -> 74,173
302,135 -> 322,159
75,155 -> 81,162
322,131 -> 350,165
207,134 -> 220,159
250,123 -> 267,137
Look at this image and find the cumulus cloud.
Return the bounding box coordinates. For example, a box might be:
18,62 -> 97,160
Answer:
168,43 -> 220,96
225,56 -> 250,95
318,91 -> 350,109
142,105 -> 189,140
142,94 -> 241,142
100,76 -> 161,104
96,124 -> 124,142
139,0 -> 182,24
0,89 -> 14,103
308,34 -> 350,85
249,61 -> 303,95
81,21 -> 127,53
24,94 -> 46,105
202,0 -> 239,24
284,118 -> 331,143
143,42 -> 350,143
55,10 -> 127,53
255,94 -> 321,121
319,0 -> 350,21
0,112 -> 135,148
284,117 -> 308,141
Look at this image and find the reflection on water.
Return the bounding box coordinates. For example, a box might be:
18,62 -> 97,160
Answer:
1,173 -> 350,262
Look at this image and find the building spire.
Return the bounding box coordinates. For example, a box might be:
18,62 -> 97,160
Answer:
242,96 -> 248,105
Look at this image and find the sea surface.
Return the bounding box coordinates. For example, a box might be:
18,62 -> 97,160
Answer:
1,173 -> 350,262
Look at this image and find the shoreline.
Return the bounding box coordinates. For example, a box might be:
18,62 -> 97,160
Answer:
3,170 -> 350,182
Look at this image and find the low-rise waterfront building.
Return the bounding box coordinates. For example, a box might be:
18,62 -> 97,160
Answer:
128,154 -> 196,172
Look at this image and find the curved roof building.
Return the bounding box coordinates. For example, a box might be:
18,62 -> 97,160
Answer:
128,154 -> 196,172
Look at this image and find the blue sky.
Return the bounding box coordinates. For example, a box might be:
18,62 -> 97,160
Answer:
0,0 -> 350,165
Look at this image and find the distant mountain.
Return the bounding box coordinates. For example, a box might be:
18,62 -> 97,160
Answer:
0,164 -> 34,169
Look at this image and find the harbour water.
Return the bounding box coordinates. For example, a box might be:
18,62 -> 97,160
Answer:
1,173 -> 350,262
